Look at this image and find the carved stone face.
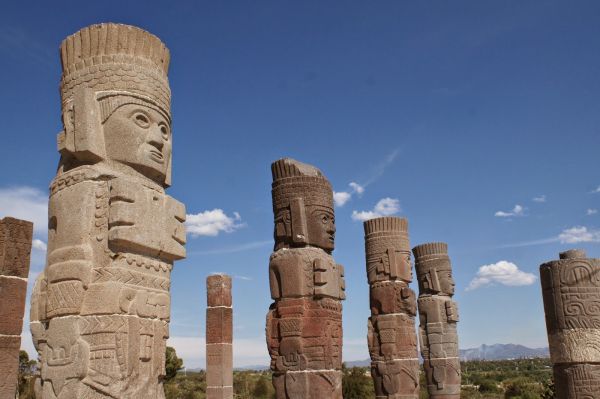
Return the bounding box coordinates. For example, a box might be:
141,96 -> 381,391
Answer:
103,104 -> 171,183
438,270 -> 455,295
306,205 -> 335,251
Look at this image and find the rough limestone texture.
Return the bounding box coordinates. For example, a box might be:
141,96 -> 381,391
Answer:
30,23 -> 186,399
540,249 -> 600,398
266,158 -> 346,399
413,243 -> 460,399
206,274 -> 233,399
0,217 -> 33,399
364,217 -> 419,398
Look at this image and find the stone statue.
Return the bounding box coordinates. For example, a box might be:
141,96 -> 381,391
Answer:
265,158 -> 346,399
364,217 -> 419,399
0,217 -> 33,398
30,23 -> 186,399
206,274 -> 233,399
413,242 -> 460,399
540,249 -> 600,398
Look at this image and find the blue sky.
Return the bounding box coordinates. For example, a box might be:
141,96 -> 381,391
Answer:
2,1 -> 600,368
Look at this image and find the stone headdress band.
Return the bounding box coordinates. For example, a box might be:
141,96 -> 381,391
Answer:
60,23 -> 171,119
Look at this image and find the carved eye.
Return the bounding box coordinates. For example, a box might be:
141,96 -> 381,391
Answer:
159,122 -> 170,140
133,112 -> 150,128
321,215 -> 329,224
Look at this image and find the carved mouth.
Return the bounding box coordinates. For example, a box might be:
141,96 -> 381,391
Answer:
147,145 -> 164,164
47,348 -> 74,366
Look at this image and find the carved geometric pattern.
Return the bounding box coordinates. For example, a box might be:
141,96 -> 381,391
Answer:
92,267 -> 170,291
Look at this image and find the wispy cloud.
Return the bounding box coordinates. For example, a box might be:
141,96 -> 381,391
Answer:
500,225 -> 600,248
186,209 -> 245,237
189,240 -> 272,256
363,149 -> 399,187
466,261 -> 537,291
333,181 -> 365,207
532,195 -> 546,203
587,209 -> 598,216
0,186 -> 47,235
494,204 -> 525,218
592,186 -> 600,194
352,198 -> 400,222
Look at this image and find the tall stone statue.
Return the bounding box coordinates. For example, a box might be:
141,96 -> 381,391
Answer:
0,217 -> 33,399
265,158 -> 346,399
540,249 -> 600,398
206,274 -> 233,399
364,217 -> 419,399
413,242 -> 460,399
30,23 -> 186,399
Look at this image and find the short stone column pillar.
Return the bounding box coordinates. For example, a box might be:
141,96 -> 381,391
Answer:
364,217 -> 419,398
413,242 -> 461,399
206,274 -> 233,399
540,249 -> 600,398
0,217 -> 33,399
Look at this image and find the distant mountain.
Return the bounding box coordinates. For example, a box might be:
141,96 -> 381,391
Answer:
344,343 -> 549,368
459,343 -> 549,361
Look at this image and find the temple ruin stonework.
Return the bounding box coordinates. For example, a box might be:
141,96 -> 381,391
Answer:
364,217 -> 420,398
413,242 -> 460,399
540,249 -> 600,398
266,158 -> 346,399
0,217 -> 33,399
206,274 -> 233,399
30,23 -> 186,399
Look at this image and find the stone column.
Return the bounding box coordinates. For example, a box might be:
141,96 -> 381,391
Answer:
540,249 -> 600,398
30,23 -> 186,399
0,217 -> 33,399
413,242 -> 460,399
364,217 -> 419,398
266,158 -> 346,399
206,274 -> 233,399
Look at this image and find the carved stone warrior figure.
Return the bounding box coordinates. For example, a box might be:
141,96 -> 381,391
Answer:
364,217 -> 419,399
30,24 -> 186,399
0,218 -> 33,398
266,158 -> 346,399
540,249 -> 600,398
413,243 -> 460,399
206,274 -> 233,399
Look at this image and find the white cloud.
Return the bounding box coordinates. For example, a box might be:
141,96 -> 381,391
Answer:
0,187 -> 47,234
349,182 -> 364,194
32,239 -> 47,251
532,195 -> 546,203
352,197 -> 400,222
587,209 -> 598,216
558,226 -> 600,244
466,261 -> 537,291
494,204 -> 525,218
186,209 -> 245,237
592,186 -> 600,193
333,191 -> 351,207
333,181 -> 366,207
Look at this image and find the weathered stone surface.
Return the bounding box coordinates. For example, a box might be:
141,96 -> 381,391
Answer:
0,217 -> 32,399
31,23 -> 185,399
206,274 -> 233,399
540,249 -> 600,398
267,158 -> 344,399
364,217 -> 419,398
414,242 -> 460,399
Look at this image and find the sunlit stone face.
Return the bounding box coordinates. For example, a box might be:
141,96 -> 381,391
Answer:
306,205 -> 336,252
103,104 -> 171,183
439,270 -> 456,295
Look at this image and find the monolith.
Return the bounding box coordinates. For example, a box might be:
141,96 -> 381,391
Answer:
266,158 -> 346,398
540,249 -> 600,398
413,242 -> 460,399
30,23 -> 186,398
0,217 -> 33,399
365,217 -> 419,398
206,274 -> 233,399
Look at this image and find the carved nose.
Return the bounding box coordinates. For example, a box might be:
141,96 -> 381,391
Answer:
148,125 -> 164,150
